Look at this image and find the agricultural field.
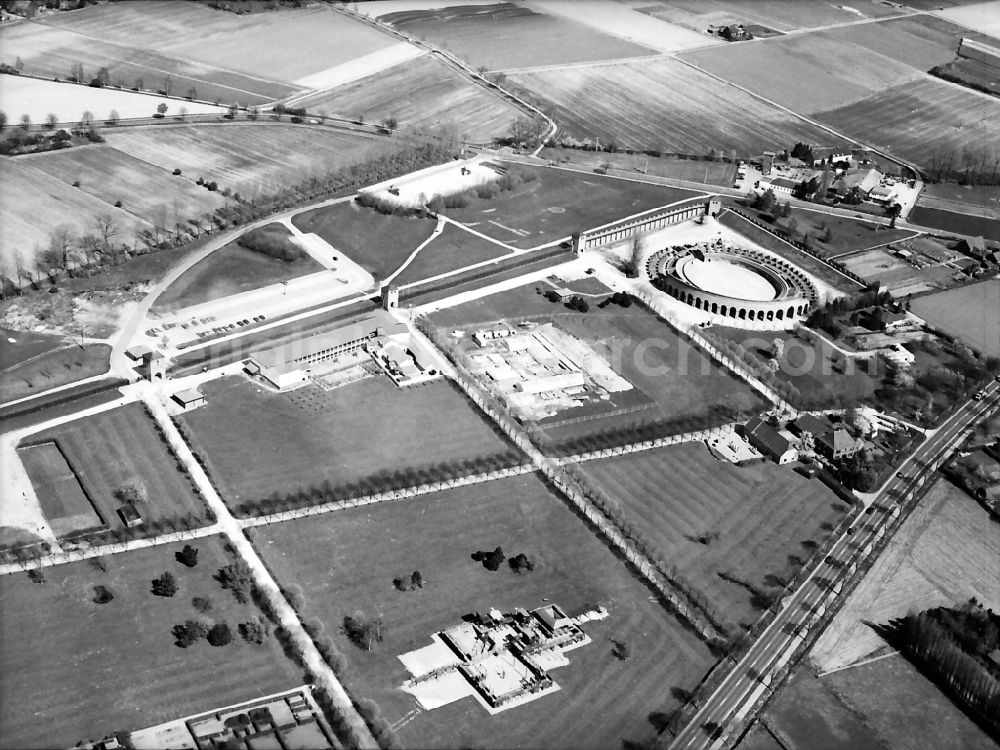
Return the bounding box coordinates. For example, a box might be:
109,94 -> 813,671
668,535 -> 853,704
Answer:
0,76 -> 229,125
153,227 -> 323,313
393,223 -> 512,287
811,480 -> 1000,674
919,183 -> 1000,215
680,33 -> 923,114
378,2 -> 658,71
0,343 -> 110,404
0,158 -> 149,277
706,326 -> 879,410
25,403 -> 207,532
908,205 -> 1000,242
441,166 -> 698,248
254,472 -> 716,750
292,200 -> 439,282
0,536 -> 300,748
912,279 -> 1000,357
540,147 -> 737,188
639,0 -> 899,34
580,442 -> 847,629
104,123 -> 409,197
936,0 -> 1000,37
295,55 -> 523,145
509,57 -> 849,157
20,145 -> 226,230
520,0 -> 720,53
39,0 -> 395,88
178,375 -> 513,508
813,78 -> 1000,174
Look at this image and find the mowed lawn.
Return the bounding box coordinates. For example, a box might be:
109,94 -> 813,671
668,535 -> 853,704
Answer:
104,124 -> 409,196
21,145 -> 226,229
912,280 -> 1000,357
379,2 -> 657,71
443,166 -> 699,248
27,403 -> 207,531
581,442 -> 847,629
298,55 -> 523,145
254,472 -> 716,749
0,343 -> 110,403
0,537 -> 301,748
152,233 -> 324,313
291,200 -> 438,282
510,58 -> 848,156
178,375 -> 513,507
393,222 -> 512,286
813,78 -> 1000,172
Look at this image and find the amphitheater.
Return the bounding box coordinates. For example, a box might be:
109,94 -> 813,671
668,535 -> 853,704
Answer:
647,239 -> 819,327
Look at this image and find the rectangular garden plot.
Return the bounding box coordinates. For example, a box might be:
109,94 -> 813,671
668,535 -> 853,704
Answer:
17,442 -> 103,537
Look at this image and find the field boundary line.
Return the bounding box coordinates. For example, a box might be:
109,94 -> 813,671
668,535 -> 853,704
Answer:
827,231 -> 923,260
237,464 -> 536,527
559,426 -> 720,464
496,52 -> 672,76
814,648 -> 900,677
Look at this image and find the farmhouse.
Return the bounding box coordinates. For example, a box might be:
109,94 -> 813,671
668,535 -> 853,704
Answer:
766,177 -> 797,195
956,236 -> 987,258
743,415 -> 798,464
245,312 -> 407,390
833,168 -> 881,198
790,413 -> 832,440
816,427 -> 861,461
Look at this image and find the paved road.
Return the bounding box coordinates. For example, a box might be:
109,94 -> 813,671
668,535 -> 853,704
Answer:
668,380 -> 1000,749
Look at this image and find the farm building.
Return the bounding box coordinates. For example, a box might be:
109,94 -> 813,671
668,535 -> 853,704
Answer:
790,413 -> 833,441
811,148 -> 852,166
766,177 -> 797,195
743,415 -> 798,464
957,236 -> 987,258
833,168 -> 881,198
245,312 -> 407,390
513,371 -> 585,395
816,427 -> 861,461
958,38 -> 1000,70
868,185 -> 896,205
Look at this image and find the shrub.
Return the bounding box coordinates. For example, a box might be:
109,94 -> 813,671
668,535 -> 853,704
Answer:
172,168 -> 181,176
236,225 -> 305,262
151,571 -> 178,597
207,622 -> 234,647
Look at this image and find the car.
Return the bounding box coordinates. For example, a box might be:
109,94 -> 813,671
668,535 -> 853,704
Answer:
972,393 -> 982,401
896,472 -> 905,478
309,119 -> 319,124
846,527 -> 854,535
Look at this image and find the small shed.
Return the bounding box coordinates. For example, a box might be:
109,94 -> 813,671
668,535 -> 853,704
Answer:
117,503 -> 142,528
172,388 -> 205,411
125,343 -> 153,361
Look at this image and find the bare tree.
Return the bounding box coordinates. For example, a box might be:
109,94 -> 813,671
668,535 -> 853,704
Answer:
107,109 -> 119,126
49,225 -> 75,275
95,213 -> 119,263
19,114 -> 30,132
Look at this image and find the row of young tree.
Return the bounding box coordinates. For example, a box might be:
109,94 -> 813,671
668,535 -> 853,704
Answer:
235,450 -> 524,518
882,602 -> 1000,737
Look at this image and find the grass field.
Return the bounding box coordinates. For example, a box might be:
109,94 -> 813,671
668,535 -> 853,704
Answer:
717,209 -> 863,293
813,78 -> 1000,173
755,208 -> 915,259
254,472 -> 716,749
20,145 -> 226,230
104,124 -> 409,197
0,158 -> 149,276
393,222 -> 512,286
18,442 -> 102,537
912,279 -> 1000,357
297,55 -> 523,145
429,282 -> 767,442
26,403 -> 207,531
291,200 -> 438,282
708,325 -> 879,409
823,656 -> 997,750
580,442 -> 846,629
0,343 -> 110,404
919,183 -> 1000,213
178,375 -> 512,507
811,479 -> 1000,673
0,536 -> 301,748
510,57 -> 849,156
153,228 -> 324,313
443,166 -> 698,248
379,2 -> 658,71
540,147 -> 737,188
0,327 -> 66,371
681,33 -> 922,115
